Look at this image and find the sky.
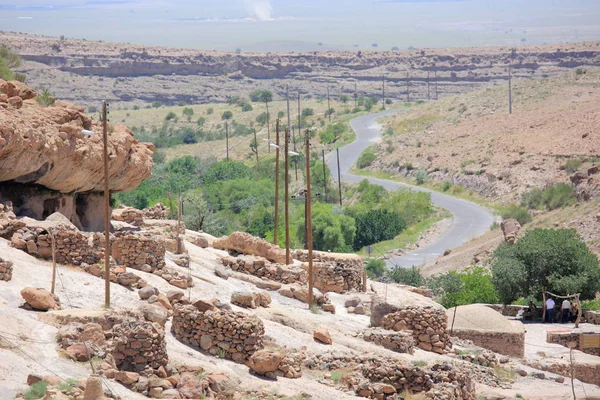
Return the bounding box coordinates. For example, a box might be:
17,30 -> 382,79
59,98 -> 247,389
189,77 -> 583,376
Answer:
1,0 -> 600,52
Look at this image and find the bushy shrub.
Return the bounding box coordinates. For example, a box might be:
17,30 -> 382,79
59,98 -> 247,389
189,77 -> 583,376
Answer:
165,111 -> 177,121
152,101 -> 163,108
356,151 -> 376,169
319,123 -> 346,144
565,158 -> 582,173
241,102 -> 253,112
354,209 -> 406,249
23,382 -> 48,400
388,266 -> 424,287
428,266 -> 499,308
415,168 -> 428,185
365,259 -> 386,278
221,111 -> 233,120
207,107 -> 214,115
520,184 -> 574,211
500,204 -> 531,225
301,108 -> 314,117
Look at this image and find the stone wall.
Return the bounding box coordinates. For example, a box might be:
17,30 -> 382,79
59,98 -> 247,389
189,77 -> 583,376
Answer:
0,257 -> 13,281
453,330 -> 524,358
171,304 -> 264,363
547,330 -> 600,357
485,304 -> 527,317
221,257 -> 306,285
583,310 -> 600,325
112,206 -> 144,226
143,203 -> 168,220
362,328 -> 415,354
0,200 -> 24,239
111,317 -> 169,374
304,352 -> 475,400
311,262 -> 363,294
381,306 -> 449,354
112,231 -> 165,271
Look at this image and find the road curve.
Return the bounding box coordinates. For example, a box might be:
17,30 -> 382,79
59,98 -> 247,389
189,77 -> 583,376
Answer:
325,110 -> 495,268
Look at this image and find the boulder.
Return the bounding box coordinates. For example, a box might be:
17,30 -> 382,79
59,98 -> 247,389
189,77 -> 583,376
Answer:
167,289 -> 185,303
66,343 -> 94,361
177,373 -> 207,399
323,304 -> 336,314
206,372 -> 240,394
500,218 -> 521,244
83,375 -> 105,400
20,287 -> 60,311
247,350 -> 284,375
193,299 -> 218,313
314,328 -> 332,345
139,286 -> 159,300
162,389 -> 182,399
117,272 -> 140,287
257,292 -> 272,307
231,291 -> 258,309
213,232 -> 286,263
140,304 -> 169,326
115,371 -> 140,386
214,264 -> 230,280
157,293 -> 172,310
370,296 -> 398,327
80,323 -> 106,347
345,297 -> 361,308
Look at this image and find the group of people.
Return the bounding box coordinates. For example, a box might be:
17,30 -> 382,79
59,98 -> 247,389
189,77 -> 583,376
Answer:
544,297 -> 579,323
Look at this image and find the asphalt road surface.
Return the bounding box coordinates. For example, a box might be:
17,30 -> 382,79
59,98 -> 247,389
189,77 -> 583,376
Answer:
325,109 -> 495,268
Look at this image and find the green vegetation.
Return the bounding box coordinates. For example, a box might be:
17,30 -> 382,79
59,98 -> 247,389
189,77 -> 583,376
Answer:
520,184 -> 574,210
582,299 -> 600,311
152,101 -> 163,108
390,114 -> 440,135
23,382 -> 48,400
0,44 -> 25,82
357,146 -> 377,169
412,360 -> 427,367
319,122 -> 346,144
354,209 -> 406,249
365,259 -> 386,278
500,204 -> 531,225
221,110 -> 233,120
415,168 -> 428,185
165,111 -> 177,121
492,229 -> 600,304
388,267 -> 425,287
330,370 -> 349,383
35,88 -> 55,107
565,158 -> 583,173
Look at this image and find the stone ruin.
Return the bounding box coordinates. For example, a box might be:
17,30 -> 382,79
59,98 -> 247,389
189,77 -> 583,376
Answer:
0,256 -> 13,281
112,231 -> 165,271
362,328 -> 416,354
221,256 -> 306,284
381,305 -> 450,354
312,262 -> 363,293
143,203 -> 168,220
171,304 -> 265,363
112,317 -> 169,374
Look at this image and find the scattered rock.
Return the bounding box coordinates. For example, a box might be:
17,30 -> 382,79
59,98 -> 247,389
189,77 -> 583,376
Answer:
314,328 -> 332,345
20,287 -> 60,311
515,369 -> 528,377
214,264 -> 230,280
532,372 -> 545,380
26,374 -> 43,385
345,297 -> 361,308
66,343 -> 94,361
248,350 -> 285,375
139,286 -> 159,300
231,291 -> 258,309
162,389 -> 182,399
115,371 -> 140,386
140,304 -> 169,326
323,304 -> 336,314
501,218 -> 521,244
167,289 -> 185,304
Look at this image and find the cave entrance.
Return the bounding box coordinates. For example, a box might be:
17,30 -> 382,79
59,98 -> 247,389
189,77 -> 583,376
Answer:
42,198 -> 58,219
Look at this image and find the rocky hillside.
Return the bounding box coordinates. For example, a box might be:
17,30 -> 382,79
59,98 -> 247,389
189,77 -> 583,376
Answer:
3,31 -> 600,107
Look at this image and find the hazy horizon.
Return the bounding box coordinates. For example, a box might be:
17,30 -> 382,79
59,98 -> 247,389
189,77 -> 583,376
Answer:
1,0 -> 600,52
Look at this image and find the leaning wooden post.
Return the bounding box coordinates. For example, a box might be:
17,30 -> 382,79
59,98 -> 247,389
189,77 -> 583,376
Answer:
50,228 -> 57,294
542,289 -> 547,323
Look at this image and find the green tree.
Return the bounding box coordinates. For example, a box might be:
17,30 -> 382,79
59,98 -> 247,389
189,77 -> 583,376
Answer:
428,267 -> 498,308
241,102 -> 253,112
182,107 -> 194,117
340,94 -> 350,103
207,107 -> 214,115
256,112 -> 269,125
301,108 -> 314,117
222,110 -> 233,120
319,123 -> 345,144
491,229 -> 600,304
0,44 -> 24,81
249,90 -> 273,103
196,117 -> 206,127
353,209 -> 406,249
165,111 -> 177,121
182,189 -> 210,231
203,159 -> 252,185
152,101 -> 163,108
296,202 -> 356,252
388,267 -> 424,287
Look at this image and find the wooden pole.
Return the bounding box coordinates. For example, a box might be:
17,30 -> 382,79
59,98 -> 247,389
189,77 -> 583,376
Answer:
382,75 -> 385,110
570,347 -> 577,400
336,147 -> 342,206
327,86 -> 331,122
176,194 -> 182,254
50,228 -> 56,294
274,120 -> 280,246
102,100 -> 111,309
266,100 -> 270,153
305,129 -> 314,306
253,128 -> 259,166
406,72 -> 410,102
284,127 -> 290,265
354,82 -> 357,107
225,122 -> 229,160
542,289 -> 547,322
286,85 -> 291,131
296,92 -> 301,181
435,69 -> 438,100
450,305 -> 458,336
427,71 -> 430,100
322,149 -> 328,202
508,63 -> 513,114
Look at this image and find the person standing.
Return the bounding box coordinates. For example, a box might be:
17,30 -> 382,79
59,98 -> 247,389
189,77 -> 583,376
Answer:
546,297 -> 555,323
561,298 -> 572,323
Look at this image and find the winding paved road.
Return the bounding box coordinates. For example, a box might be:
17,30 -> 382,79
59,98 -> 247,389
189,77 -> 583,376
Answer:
326,110 -> 495,268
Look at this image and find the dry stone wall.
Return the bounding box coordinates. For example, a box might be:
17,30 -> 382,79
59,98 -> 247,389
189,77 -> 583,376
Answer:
547,330 -> 600,357
221,257 -> 306,285
112,206 -> 144,226
452,330 -> 524,358
111,317 -> 169,374
0,257 -> 13,281
583,310 -> 600,325
171,304 -> 264,363
112,231 -> 165,271
362,328 -> 415,354
381,306 -> 450,354
143,203 -> 168,220
312,262 -> 362,293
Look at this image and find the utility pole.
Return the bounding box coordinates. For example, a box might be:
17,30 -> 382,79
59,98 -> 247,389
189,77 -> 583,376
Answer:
382,75 -> 386,110
225,122 -> 229,160
286,85 -> 291,130
336,147 -> 342,206
354,82 -> 358,107
274,120 -> 280,246
435,69 -> 438,100
508,63 -> 513,114
176,193 -> 182,254
322,149 -> 328,202
253,128 -> 259,166
326,86 -> 332,122
50,228 -> 56,294
101,100 -> 111,309
297,91 -> 301,181
406,72 -> 410,103
266,100 -> 270,153
305,129 -> 314,306
427,71 -> 431,100
284,127 -> 291,265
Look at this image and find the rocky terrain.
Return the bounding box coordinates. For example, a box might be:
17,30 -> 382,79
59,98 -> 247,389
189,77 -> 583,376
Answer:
3,31 -> 600,107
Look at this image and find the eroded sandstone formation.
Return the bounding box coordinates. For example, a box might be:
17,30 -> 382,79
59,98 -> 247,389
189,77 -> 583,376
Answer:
0,79 -> 154,231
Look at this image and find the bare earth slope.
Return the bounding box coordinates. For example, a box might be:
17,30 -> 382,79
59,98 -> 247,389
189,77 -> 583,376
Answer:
3,31 -> 600,106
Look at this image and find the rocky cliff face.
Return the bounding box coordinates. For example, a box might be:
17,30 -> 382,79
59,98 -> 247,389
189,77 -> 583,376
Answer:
0,79 -> 154,230
5,32 -> 600,106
